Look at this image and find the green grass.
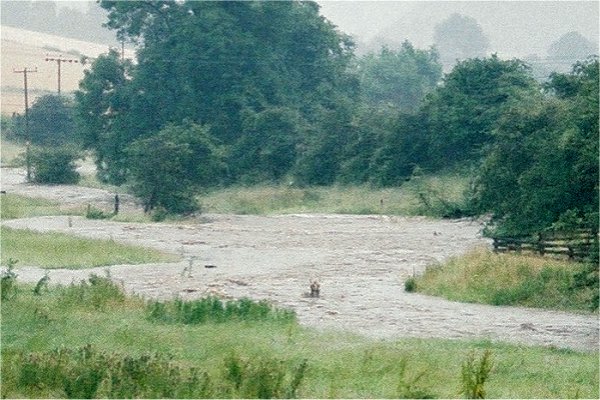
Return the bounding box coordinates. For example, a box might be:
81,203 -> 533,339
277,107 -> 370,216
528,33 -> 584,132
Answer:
0,193 -> 79,220
1,280 -> 597,398
200,173 -> 471,217
412,248 -> 598,312
0,226 -> 178,269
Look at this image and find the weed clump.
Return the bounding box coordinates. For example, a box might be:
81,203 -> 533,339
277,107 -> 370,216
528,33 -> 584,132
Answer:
58,273 -> 125,311
460,349 -> 493,399
147,297 -> 296,325
1,258 -> 19,300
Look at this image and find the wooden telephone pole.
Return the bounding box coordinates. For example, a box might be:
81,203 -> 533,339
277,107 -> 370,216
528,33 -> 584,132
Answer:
45,55 -> 79,94
13,66 -> 38,181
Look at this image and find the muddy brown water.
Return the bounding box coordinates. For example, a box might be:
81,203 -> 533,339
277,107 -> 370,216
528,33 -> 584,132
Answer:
1,168 -> 598,352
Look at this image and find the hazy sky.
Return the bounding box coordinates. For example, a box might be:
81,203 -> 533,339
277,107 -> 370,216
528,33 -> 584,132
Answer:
318,1 -> 599,57
53,0 -> 599,58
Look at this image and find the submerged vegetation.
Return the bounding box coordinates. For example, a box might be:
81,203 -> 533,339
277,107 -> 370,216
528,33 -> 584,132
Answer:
1,279 -> 597,398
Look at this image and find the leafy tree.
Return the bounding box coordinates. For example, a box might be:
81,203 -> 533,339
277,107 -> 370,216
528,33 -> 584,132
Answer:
356,41 -> 442,112
29,146 -> 81,184
11,95 -> 77,146
422,55 -> 539,170
77,0 -> 357,194
433,13 -> 489,69
75,49 -> 133,184
474,58 -> 599,235
126,122 -> 223,214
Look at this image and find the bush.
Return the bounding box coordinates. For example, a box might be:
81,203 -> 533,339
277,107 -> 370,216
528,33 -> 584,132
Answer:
30,146 -> 80,184
460,349 -> 493,399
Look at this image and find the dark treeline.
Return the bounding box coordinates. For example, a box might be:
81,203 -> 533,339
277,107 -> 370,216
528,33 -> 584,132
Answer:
7,1 -> 598,239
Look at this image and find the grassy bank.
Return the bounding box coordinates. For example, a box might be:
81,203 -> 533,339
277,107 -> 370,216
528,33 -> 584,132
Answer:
1,278 -> 597,398
200,173 -> 471,217
0,193 -> 78,220
0,226 -> 178,269
408,248 -> 598,312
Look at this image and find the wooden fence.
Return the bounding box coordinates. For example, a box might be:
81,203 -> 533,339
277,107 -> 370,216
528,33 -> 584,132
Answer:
492,229 -> 598,262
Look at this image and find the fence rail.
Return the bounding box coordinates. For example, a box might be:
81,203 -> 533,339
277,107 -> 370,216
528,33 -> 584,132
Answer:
492,229 -> 598,262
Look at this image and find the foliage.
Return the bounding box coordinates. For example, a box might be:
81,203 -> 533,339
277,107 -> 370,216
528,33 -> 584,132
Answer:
1,258 -> 19,301
356,41 -> 442,112
411,248 -> 599,312
460,350 -> 493,399
29,145 -> 81,184
422,54 -> 539,170
2,281 -> 598,398
9,95 -> 78,146
0,194 -> 68,220
147,297 -> 296,326
58,274 -> 126,311
126,122 -> 222,214
475,58 -> 599,236
76,1 -> 356,190
0,226 -> 178,269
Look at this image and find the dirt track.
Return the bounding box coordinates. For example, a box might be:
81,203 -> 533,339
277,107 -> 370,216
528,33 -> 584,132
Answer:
2,167 -> 598,352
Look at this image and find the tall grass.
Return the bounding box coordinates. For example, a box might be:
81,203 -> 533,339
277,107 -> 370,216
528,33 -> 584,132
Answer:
0,193 -> 78,220
2,281 -> 597,398
147,297 -> 296,325
412,248 -> 598,312
200,173 -> 471,217
0,226 -> 178,268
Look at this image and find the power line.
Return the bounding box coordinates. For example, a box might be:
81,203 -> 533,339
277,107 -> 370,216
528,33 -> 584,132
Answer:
45,54 -> 79,94
12,66 -> 37,182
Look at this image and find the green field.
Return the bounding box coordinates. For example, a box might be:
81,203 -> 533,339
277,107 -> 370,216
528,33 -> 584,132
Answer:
1,279 -> 597,398
0,226 -> 178,269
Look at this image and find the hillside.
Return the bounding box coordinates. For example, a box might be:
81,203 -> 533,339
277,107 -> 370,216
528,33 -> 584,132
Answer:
0,25 -> 133,115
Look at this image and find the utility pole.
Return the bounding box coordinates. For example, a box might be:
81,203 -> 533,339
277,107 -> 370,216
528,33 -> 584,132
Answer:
13,67 -> 37,182
45,54 -> 79,94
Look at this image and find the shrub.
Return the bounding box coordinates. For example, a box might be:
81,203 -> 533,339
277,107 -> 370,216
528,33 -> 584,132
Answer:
58,273 -> 125,311
30,146 -> 81,184
404,277 -> 417,292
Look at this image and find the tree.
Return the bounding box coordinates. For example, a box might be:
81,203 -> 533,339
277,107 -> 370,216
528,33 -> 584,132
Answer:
126,122 -> 223,214
75,49 -> 133,184
11,95 -> 77,146
356,41 -> 442,112
474,58 -> 599,235
422,55 -> 539,169
433,14 -> 489,69
83,1 -> 356,189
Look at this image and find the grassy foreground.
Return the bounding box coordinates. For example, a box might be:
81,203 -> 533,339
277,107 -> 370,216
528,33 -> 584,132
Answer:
408,248 -> 599,312
0,226 -> 178,269
1,278 -> 597,399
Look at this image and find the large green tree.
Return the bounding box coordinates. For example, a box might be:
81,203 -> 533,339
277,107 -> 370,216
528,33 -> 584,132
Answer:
77,1 -> 357,189
474,58 -> 599,235
422,55 -> 539,170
